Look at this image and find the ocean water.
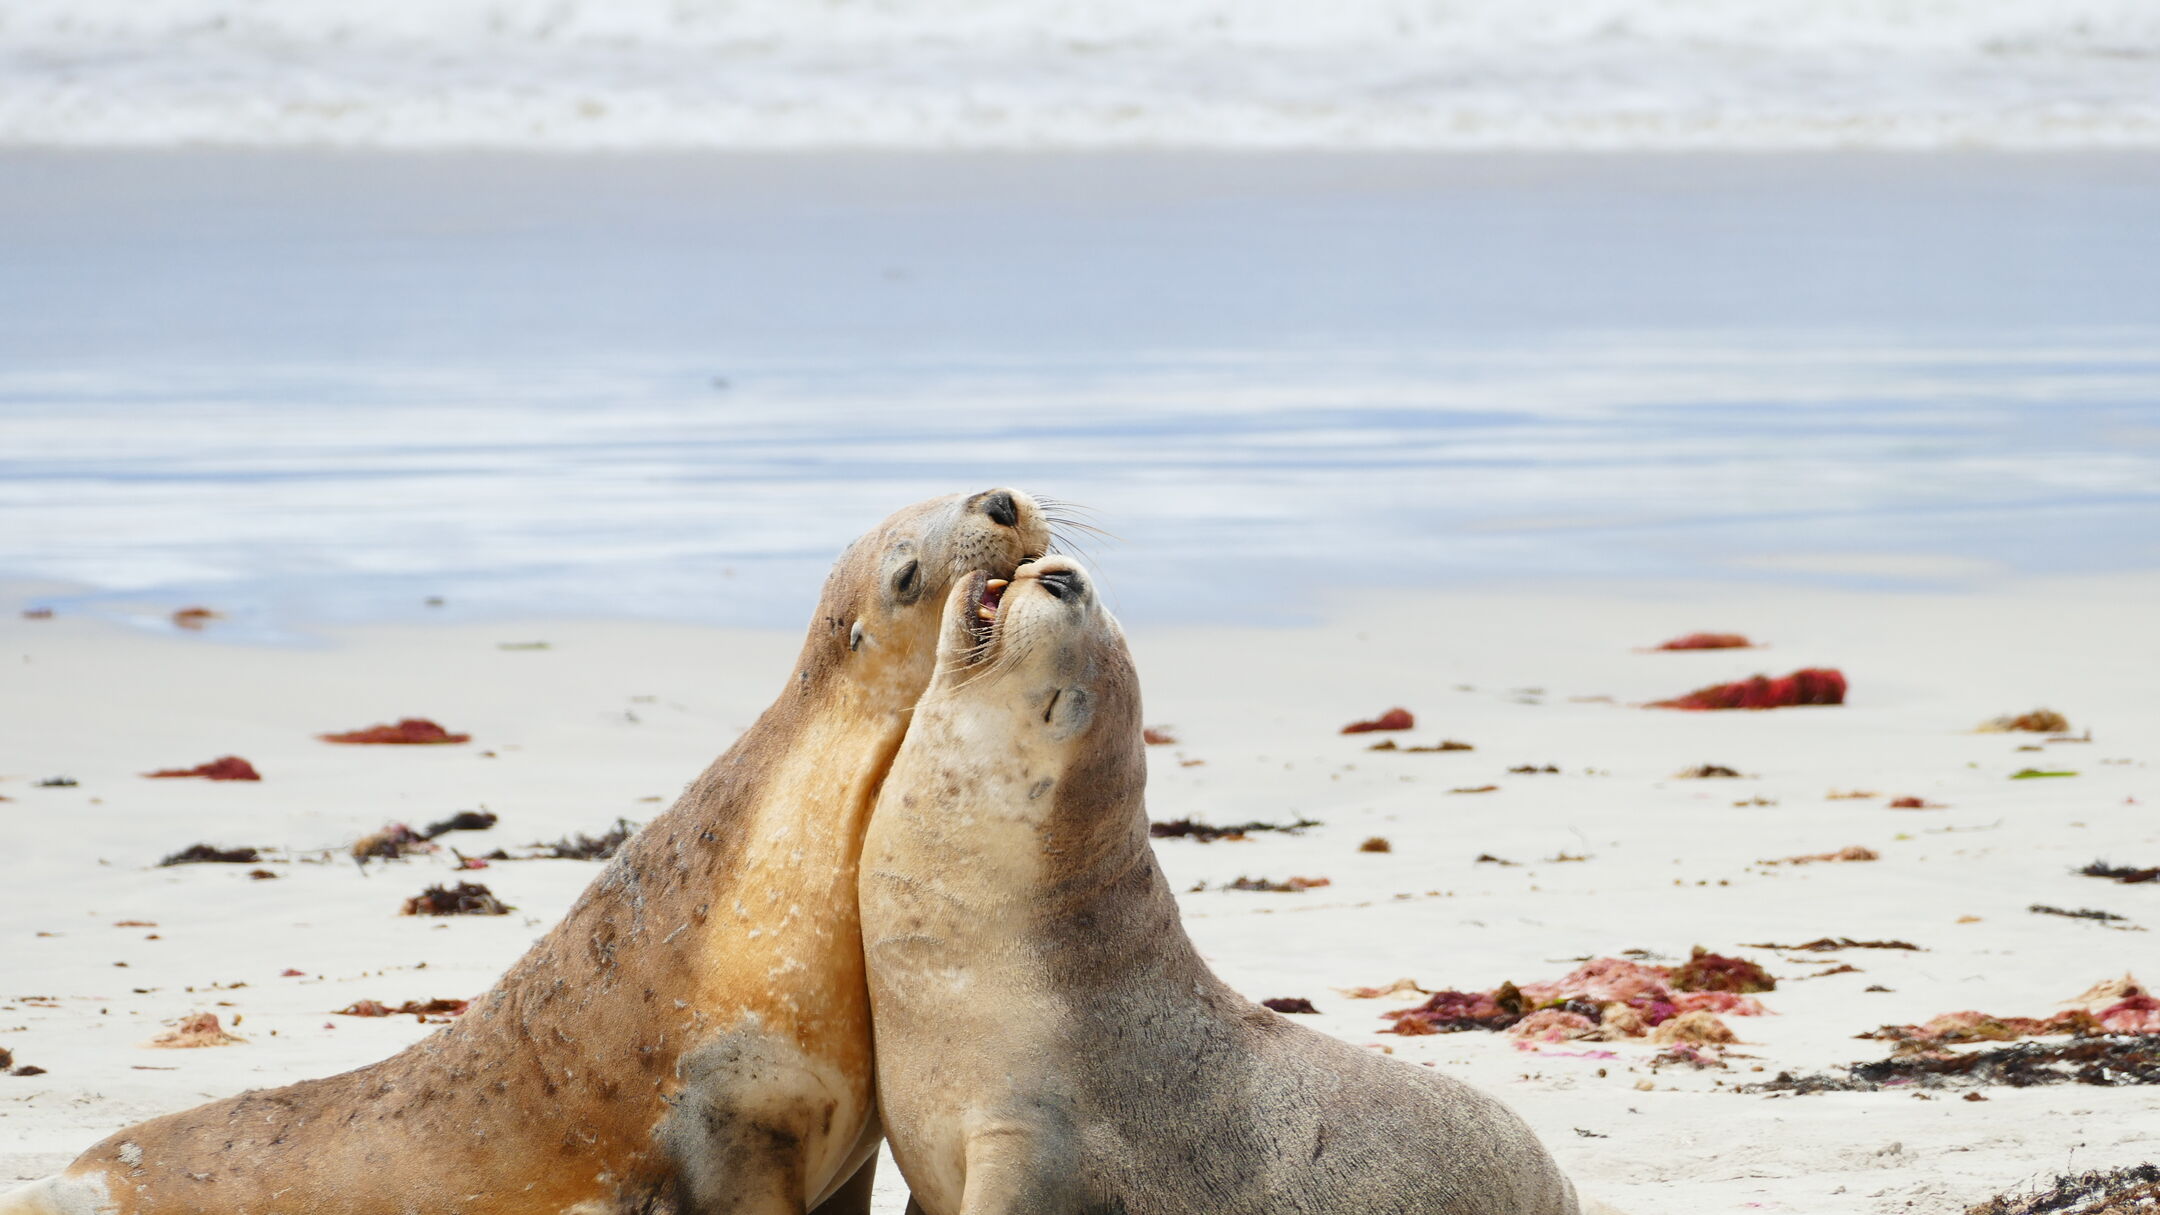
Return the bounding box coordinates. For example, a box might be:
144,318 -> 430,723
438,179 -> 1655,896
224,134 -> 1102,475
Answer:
3,0 -> 2159,148
3,151 -> 2158,633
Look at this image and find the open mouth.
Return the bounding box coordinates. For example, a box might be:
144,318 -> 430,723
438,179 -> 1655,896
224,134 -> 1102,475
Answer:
967,576 -> 1010,651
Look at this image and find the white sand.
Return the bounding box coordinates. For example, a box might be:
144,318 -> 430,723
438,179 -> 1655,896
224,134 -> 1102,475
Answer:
4,574 -> 2157,1213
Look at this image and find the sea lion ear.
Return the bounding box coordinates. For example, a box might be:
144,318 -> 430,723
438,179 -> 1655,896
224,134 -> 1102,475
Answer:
1044,685 -> 1093,739
882,541 -> 924,606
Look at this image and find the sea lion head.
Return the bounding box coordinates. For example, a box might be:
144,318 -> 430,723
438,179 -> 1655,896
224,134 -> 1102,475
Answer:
918,555 -> 1145,827
799,488 -> 1053,706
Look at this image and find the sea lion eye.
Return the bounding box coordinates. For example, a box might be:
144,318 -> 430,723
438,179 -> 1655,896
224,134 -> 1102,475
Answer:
891,559 -> 923,603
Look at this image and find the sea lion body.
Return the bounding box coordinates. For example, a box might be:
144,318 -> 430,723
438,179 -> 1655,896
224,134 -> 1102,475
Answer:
7,489 -> 1051,1215
860,558 -> 1583,1215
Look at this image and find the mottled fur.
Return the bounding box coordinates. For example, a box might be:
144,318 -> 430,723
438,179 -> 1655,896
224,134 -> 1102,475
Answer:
862,558 -> 1584,1215
6,490 -> 1050,1215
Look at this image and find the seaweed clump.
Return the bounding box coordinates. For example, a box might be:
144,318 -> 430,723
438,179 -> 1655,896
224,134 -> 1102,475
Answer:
148,1012 -> 244,1048
1653,633 -> 1754,651
144,756 -> 262,781
1650,668 -> 1846,711
422,810 -> 498,838
337,998 -> 471,1021
1150,817 -> 1320,843
320,718 -> 471,745
1966,1164 -> 2160,1215
1743,937 -> 1919,952
1666,947 -> 1776,994
353,823 -> 433,861
401,883 -> 513,916
1381,951 -> 1772,1043
159,843 -> 262,866
530,819 -> 635,860
2082,860 -> 2160,885
1978,709 -> 2071,734
1751,1035 -> 2160,1094
1340,707 -> 1414,734
1222,875 -> 1330,893
2032,904 -> 2133,925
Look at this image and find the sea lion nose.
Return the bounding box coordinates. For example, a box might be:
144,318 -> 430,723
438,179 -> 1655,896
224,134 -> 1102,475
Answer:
979,490 -> 1020,528
1035,567 -> 1084,601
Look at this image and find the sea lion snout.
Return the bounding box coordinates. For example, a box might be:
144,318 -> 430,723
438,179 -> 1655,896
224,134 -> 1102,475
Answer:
973,488 -> 1022,528
1019,557 -> 1087,602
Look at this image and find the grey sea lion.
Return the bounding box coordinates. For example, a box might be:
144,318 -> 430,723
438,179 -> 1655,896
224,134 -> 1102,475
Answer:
5,489 -> 1052,1215
860,555 -> 1590,1215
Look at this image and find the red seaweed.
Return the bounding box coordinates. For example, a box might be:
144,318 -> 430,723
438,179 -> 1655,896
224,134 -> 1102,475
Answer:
1653,633 -> 1755,651
320,718 -> 471,745
144,756 -> 262,781
1380,951 -> 1772,1039
336,998 -> 471,1020
1341,707 -> 1415,734
1650,668 -> 1847,711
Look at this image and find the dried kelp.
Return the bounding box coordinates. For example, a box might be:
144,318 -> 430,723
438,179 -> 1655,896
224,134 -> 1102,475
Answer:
1751,1034 -> 2160,1093
159,844 -> 262,866
401,882 -> 513,916
2081,861 -> 2160,885
1150,817 -> 1320,843
1967,1164 -> 2160,1215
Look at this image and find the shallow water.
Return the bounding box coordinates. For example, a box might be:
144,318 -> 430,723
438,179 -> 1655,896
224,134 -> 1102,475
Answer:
3,152 -> 2157,634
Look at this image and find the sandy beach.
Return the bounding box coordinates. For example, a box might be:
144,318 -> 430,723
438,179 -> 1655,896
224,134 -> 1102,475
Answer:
4,572 -> 2154,1212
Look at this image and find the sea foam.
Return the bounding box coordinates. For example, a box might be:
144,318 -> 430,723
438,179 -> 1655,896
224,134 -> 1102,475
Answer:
2,0 -> 2158,148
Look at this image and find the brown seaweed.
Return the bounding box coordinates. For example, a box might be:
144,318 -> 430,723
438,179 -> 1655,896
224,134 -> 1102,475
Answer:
159,843 -> 262,866
2031,904 -> 2131,925
421,810 -> 499,838
2081,860 -> 2160,885
1749,1034 -> 2160,1093
1150,817 -> 1321,843
1966,1164 -> 2160,1215
1742,937 -> 1919,952
401,882 -> 513,916
1223,875 -> 1331,893
530,819 -> 636,860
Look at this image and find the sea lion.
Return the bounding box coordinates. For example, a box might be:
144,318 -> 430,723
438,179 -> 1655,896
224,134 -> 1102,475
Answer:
6,489 -> 1052,1215
860,556 -> 1587,1215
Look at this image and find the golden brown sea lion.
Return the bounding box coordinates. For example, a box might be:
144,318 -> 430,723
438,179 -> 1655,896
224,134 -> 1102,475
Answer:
5,489 -> 1052,1215
860,556 -> 1588,1215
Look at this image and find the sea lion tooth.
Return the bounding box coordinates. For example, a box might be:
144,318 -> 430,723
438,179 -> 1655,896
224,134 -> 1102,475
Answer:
14,489 -> 1054,1215
862,554 -> 1590,1215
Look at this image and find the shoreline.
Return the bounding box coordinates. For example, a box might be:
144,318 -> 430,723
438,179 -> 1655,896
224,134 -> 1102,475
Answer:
5,572 -> 2156,1211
